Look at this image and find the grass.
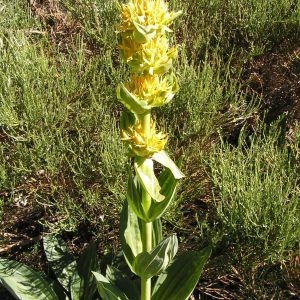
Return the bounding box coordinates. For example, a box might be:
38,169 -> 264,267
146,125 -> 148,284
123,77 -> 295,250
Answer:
0,0 -> 299,298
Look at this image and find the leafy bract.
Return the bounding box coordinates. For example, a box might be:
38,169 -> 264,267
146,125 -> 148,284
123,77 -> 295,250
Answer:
134,157 -> 164,202
152,150 -> 184,179
117,83 -> 150,115
127,167 -> 178,222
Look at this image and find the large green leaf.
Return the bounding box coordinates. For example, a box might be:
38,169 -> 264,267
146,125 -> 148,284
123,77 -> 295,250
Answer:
134,157 -> 164,203
92,272 -> 129,300
70,241 -> 99,300
120,202 -> 143,273
133,235 -> 178,278
43,234 -> 77,293
127,167 -> 178,222
0,258 -> 59,300
127,171 -> 148,221
106,266 -> 139,300
147,167 -> 178,221
152,247 -> 211,300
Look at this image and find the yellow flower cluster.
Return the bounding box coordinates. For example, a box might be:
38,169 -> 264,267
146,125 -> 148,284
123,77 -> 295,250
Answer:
119,35 -> 177,75
117,0 -> 181,157
124,73 -> 178,108
118,0 -> 181,34
121,120 -> 168,157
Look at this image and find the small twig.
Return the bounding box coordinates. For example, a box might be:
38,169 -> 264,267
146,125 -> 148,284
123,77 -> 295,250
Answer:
0,234 -> 42,254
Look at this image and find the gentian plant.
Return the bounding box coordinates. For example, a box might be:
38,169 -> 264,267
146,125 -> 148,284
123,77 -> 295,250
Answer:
93,1 -> 211,300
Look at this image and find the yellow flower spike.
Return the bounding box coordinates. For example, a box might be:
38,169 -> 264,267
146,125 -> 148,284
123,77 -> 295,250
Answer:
118,0 -> 182,38
121,119 -> 168,157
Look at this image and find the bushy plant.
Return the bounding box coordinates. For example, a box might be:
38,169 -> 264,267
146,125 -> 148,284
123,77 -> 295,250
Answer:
209,122 -> 300,262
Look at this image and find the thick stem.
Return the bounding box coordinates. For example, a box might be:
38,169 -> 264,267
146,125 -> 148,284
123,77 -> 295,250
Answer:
140,111 -> 152,300
140,111 -> 151,137
141,221 -> 152,300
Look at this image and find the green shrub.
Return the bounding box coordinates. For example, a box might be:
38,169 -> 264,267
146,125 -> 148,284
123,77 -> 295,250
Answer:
209,122 -> 300,262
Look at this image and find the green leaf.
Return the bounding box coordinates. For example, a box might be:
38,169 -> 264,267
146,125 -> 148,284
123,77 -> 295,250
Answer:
43,234 -> 77,293
127,171 -> 148,221
127,166 -> 178,222
133,235 -> 178,278
70,241 -> 99,300
152,151 -> 184,179
134,157 -> 164,202
106,266 -> 139,300
92,272 -> 129,300
116,84 -> 150,115
120,201 -> 143,273
0,258 -> 59,300
147,167 -> 178,221
152,247 -> 211,300
152,218 -> 162,247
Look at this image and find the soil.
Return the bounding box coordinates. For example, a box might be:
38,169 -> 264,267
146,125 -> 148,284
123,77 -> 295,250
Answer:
243,39 -> 300,128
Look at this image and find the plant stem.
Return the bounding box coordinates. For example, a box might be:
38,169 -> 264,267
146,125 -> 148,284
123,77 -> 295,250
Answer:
141,220 -> 152,300
140,111 -> 152,300
140,111 -> 151,137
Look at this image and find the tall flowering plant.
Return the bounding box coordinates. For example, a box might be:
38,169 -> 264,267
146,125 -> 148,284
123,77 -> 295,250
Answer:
93,1 -> 211,299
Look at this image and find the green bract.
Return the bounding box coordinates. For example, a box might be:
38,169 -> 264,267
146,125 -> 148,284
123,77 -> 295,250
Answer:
117,83 -> 150,115
127,166 -> 178,222
134,157 -> 165,202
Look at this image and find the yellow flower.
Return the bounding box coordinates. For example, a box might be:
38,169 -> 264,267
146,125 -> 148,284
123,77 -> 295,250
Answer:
120,35 -> 176,75
125,73 -> 178,108
121,119 -> 168,157
118,0 -> 182,36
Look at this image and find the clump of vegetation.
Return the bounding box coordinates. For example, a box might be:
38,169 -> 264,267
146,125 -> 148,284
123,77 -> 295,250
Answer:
209,122 -> 300,263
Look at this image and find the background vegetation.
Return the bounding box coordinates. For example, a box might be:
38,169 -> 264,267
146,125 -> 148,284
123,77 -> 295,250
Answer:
0,0 -> 299,298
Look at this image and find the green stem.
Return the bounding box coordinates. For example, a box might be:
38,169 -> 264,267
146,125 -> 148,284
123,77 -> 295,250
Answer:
140,111 -> 152,300
140,111 -> 151,137
141,220 -> 152,300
